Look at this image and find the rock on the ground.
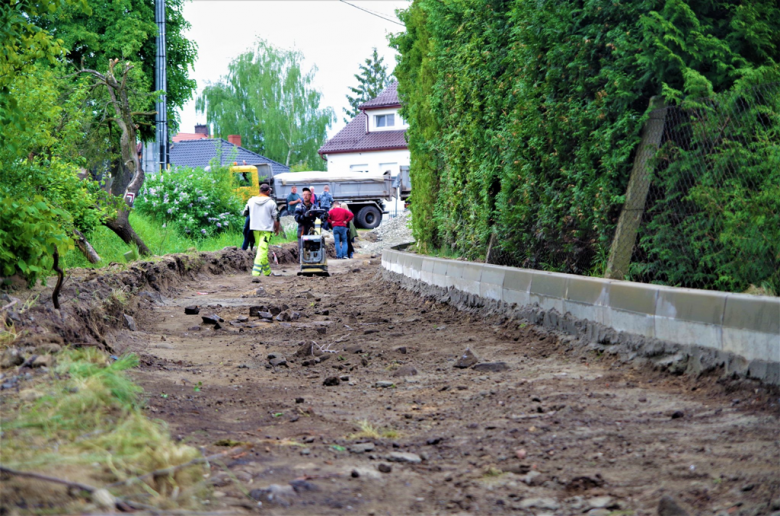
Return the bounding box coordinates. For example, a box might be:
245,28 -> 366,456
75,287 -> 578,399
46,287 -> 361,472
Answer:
473,362 -> 509,372
249,484 -> 297,501
658,495 -> 689,516
350,442 -> 376,453
323,376 -> 341,386
386,452 -> 422,464
31,355 -> 52,368
184,305 -> 200,315
377,463 -> 392,473
588,496 -> 616,509
518,498 -> 560,510
455,348 -> 479,369
123,313 -> 137,331
1,348 -> 23,368
391,365 -> 418,377
201,314 -> 224,325
376,381 -> 395,388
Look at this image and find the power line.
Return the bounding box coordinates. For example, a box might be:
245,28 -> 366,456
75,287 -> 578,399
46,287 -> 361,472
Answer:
338,0 -> 405,27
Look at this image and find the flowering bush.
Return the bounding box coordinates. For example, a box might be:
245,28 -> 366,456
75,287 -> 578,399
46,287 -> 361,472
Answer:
136,166 -> 244,238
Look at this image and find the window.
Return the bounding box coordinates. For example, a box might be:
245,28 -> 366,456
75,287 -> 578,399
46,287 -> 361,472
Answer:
350,164 -> 369,173
375,114 -> 395,128
235,172 -> 252,187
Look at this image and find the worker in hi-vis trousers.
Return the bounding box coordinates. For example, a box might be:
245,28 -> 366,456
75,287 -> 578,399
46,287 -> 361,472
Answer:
243,183 -> 281,278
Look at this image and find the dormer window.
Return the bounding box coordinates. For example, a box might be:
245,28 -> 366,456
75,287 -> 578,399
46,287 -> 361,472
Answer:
375,114 -> 395,128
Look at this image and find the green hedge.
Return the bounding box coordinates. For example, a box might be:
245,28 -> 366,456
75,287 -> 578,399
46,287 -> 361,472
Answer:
392,0 -> 780,291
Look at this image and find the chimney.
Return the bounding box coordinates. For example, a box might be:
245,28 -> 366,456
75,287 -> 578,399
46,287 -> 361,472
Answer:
228,134 -> 242,147
195,124 -> 209,136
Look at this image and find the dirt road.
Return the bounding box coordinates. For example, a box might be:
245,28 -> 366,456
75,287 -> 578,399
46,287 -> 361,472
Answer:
117,254 -> 780,516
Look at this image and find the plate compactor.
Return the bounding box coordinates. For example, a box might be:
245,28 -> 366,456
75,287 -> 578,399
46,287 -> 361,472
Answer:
298,207 -> 330,277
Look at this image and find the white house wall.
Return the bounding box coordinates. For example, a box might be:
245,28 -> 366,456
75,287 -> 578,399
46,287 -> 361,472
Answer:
326,149 -> 410,177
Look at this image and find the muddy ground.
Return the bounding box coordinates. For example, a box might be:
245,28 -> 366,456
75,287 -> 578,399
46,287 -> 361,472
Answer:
2,242 -> 779,515
106,250 -> 780,516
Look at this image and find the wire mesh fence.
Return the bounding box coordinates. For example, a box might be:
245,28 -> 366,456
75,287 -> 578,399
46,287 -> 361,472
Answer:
485,82 -> 780,294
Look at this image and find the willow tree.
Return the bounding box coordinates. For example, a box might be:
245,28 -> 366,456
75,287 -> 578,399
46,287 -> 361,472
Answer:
196,39 -> 334,169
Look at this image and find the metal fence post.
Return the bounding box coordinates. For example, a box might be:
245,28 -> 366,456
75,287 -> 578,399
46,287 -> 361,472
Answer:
605,96 -> 667,280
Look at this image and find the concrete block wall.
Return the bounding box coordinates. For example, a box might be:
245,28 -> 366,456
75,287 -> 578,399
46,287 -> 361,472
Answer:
382,249 -> 780,383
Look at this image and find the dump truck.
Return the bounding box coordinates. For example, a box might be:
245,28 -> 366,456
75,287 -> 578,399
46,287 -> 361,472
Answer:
272,171 -> 397,229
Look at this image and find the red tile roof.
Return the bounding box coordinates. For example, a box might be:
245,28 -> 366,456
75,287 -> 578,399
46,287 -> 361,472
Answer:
359,81 -> 401,110
172,132 -> 209,142
319,82 -> 407,157
318,112 -> 407,156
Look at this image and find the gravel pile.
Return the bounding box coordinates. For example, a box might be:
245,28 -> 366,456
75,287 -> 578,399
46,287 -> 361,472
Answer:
357,212 -> 414,255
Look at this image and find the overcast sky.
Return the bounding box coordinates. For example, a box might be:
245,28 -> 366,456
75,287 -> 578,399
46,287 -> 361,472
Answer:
177,0 -> 410,138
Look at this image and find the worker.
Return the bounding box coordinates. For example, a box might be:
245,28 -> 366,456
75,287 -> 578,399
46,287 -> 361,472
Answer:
243,183 -> 281,278
347,216 -> 358,259
328,202 -> 354,259
286,186 -> 302,214
319,185 -> 334,210
294,188 -> 319,252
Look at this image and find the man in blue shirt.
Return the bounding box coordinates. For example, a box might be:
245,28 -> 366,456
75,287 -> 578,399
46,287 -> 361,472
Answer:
286,186 -> 302,214
319,185 -> 334,210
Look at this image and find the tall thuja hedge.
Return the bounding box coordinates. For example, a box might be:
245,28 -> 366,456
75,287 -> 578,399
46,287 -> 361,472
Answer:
393,0 -> 780,285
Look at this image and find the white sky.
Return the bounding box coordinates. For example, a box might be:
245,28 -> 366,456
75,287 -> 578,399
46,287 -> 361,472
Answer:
177,0 -> 410,138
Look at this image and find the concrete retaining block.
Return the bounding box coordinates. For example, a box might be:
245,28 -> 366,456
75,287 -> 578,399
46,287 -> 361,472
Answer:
380,249 -> 780,384
564,276 -> 611,326
502,269 -> 533,307
528,273 -> 567,313
479,265 -> 506,301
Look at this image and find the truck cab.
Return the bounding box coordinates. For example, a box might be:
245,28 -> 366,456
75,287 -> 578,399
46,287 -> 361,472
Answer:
231,164 -> 273,202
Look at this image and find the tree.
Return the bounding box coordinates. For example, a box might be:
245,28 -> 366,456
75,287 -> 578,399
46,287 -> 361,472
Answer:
196,39 -> 335,169
37,0 -> 198,138
343,48 -> 391,123
79,60 -> 153,256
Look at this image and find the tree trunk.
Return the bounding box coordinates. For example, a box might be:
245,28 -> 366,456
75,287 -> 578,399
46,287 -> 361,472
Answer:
73,229 -> 101,263
105,212 -> 151,256
81,59 -> 152,256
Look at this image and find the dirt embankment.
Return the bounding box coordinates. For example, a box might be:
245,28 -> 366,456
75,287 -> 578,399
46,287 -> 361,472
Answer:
2,249 -> 780,516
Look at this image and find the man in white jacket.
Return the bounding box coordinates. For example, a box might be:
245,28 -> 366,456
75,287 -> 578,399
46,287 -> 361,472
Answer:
243,184 -> 280,278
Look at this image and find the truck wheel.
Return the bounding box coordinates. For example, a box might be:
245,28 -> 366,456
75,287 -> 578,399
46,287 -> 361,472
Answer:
356,206 -> 382,229
279,208 -> 289,217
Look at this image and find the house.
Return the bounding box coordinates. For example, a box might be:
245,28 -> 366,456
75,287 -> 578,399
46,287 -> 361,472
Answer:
318,81 -> 409,177
168,133 -> 289,176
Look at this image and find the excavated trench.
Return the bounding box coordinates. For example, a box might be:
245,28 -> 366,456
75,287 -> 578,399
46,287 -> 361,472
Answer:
2,245 -> 779,515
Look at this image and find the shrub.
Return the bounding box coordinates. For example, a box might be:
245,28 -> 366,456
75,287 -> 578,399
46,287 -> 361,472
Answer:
392,0 -> 780,291
136,166 -> 244,238
0,196 -> 74,287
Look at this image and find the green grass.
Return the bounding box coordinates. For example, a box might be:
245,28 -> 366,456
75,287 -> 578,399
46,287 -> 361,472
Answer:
0,348 -> 204,505
62,212 -> 296,270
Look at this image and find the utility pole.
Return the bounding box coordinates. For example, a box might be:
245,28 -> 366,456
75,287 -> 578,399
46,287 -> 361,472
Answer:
155,0 -> 168,171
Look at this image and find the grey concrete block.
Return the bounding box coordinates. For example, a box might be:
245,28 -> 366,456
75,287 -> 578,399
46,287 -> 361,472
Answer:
564,276 -> 611,325
723,293 -> 780,334
502,269 -> 533,307
529,273 -> 567,312
431,259 -> 450,288
656,288 -> 726,325
420,257 -> 435,284
479,264 -> 506,301
609,281 -> 659,315
722,327 -> 780,363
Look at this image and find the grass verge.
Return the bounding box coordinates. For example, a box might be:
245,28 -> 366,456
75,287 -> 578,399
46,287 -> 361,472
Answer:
0,348 -> 207,511
62,212 -> 297,269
